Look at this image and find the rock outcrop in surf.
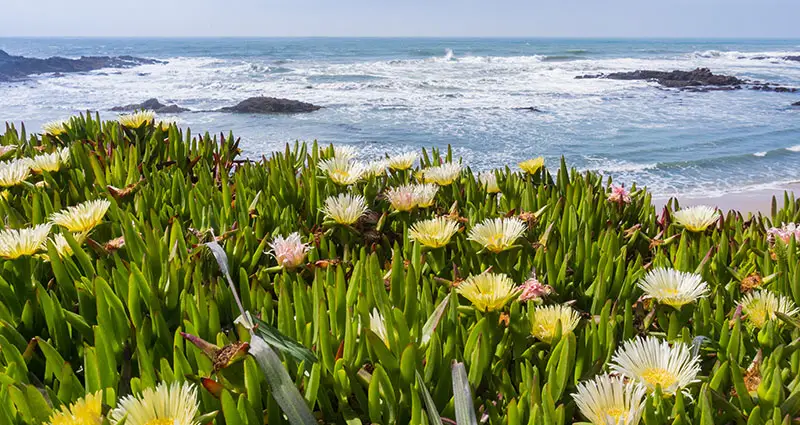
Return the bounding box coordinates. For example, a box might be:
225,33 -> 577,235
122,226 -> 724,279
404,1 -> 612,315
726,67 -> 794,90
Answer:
577,67 -> 797,92
0,49 -> 164,82
218,97 -> 322,113
111,99 -> 189,113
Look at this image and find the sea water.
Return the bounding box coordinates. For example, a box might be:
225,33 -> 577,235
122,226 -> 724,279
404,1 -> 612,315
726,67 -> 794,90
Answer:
1,37 -> 799,197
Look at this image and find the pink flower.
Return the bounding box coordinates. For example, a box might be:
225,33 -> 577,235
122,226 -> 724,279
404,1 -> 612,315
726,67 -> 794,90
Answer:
768,223 -> 800,245
518,275 -> 552,302
607,185 -> 631,204
269,232 -> 310,269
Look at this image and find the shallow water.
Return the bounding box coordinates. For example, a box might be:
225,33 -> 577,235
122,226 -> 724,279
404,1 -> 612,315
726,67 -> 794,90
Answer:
1,37 -> 799,196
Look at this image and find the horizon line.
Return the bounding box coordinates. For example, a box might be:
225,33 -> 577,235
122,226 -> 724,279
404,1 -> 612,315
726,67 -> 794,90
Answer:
2,35 -> 800,40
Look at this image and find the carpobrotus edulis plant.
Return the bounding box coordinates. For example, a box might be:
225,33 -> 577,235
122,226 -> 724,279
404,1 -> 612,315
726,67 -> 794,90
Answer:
610,336 -> 701,396
572,374 -> 646,425
638,267 -> 709,308
456,272 -> 520,312
672,205 -> 719,232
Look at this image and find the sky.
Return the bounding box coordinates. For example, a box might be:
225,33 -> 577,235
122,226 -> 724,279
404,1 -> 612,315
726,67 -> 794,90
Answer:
1,0 -> 799,38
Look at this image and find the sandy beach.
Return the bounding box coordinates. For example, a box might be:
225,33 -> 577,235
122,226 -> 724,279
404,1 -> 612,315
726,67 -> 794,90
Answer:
654,183 -> 800,215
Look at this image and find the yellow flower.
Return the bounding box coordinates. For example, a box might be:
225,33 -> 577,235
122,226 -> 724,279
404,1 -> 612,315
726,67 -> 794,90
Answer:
50,199 -> 111,233
739,290 -> 800,328
572,374 -> 646,425
30,147 -> 70,173
387,152 -> 418,170
48,391 -> 103,425
672,205 -> 719,232
118,110 -> 156,128
42,120 -> 68,136
322,193 -> 368,225
0,159 -> 32,187
408,217 -> 460,248
610,336 -> 700,396
385,185 -> 419,211
456,272 -> 520,312
638,268 -> 709,309
467,217 -> 527,253
110,382 -> 199,425
519,157 -> 544,174
0,224 -> 52,259
413,183 -> 438,208
421,163 -> 462,186
478,172 -> 501,194
530,304 -> 581,343
319,157 -> 366,185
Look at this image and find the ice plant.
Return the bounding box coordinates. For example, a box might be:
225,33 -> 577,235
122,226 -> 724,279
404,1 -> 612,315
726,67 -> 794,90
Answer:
468,217 -> 527,253
456,272 -> 520,312
638,268 -> 709,308
610,336 -> 701,396
479,172 -> 501,194
110,382 -> 200,425
767,223 -> 800,245
387,151 -> 418,170
0,224 -> 52,259
365,159 -> 389,177
332,144 -> 358,160
519,157 -> 544,174
572,374 -> 647,425
739,290 -> 800,328
47,391 -> 103,425
422,163 -> 462,186
30,147 -> 70,173
269,232 -> 310,269
413,183 -> 438,207
0,145 -> 15,158
608,185 -> 631,204
518,272 -> 552,302
42,119 -> 68,136
49,233 -> 86,258
322,193 -> 368,225
672,205 -> 719,232
385,184 -> 419,211
50,199 -> 111,233
369,308 -> 390,347
408,217 -> 460,248
0,159 -> 32,187
530,304 -> 581,343
318,157 -> 366,185
118,110 -> 156,128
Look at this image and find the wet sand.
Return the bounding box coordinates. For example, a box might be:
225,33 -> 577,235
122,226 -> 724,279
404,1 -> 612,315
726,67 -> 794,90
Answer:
653,184 -> 800,215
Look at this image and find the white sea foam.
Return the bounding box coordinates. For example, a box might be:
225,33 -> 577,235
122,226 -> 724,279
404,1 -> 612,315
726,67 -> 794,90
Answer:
787,145 -> 800,152
753,151 -> 767,157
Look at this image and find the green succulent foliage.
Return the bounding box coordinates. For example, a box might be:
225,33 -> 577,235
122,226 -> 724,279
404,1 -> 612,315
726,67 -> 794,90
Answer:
0,114 -> 799,425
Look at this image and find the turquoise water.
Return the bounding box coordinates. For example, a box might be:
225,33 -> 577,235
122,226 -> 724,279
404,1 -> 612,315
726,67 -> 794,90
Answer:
1,37 -> 799,196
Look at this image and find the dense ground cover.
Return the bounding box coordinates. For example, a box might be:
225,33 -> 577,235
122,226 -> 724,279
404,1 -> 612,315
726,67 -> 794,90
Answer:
1,112 -> 800,425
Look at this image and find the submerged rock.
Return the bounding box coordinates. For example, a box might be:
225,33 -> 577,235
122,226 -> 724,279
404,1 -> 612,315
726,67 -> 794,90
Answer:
793,101 -> 800,107
218,97 -> 322,113
577,67 -> 797,93
0,49 -> 164,82
111,98 -> 190,113
513,106 -> 544,112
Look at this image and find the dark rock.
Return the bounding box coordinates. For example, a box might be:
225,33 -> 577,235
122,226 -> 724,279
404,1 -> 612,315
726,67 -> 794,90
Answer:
513,106 -> 544,112
784,56 -> 800,62
603,68 -> 745,87
218,97 -> 322,114
575,73 -> 604,79
111,98 -> 189,113
793,101 -> 800,107
0,49 -> 164,82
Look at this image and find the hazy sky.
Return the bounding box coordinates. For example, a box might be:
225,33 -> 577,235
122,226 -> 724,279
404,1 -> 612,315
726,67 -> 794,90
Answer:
1,0 -> 799,38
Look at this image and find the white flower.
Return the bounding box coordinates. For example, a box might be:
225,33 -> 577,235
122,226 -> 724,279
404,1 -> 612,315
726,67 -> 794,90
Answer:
638,268 -> 709,308
49,233 -> 87,258
408,217 -> 460,248
530,304 -> 581,343
118,110 -> 156,128
421,163 -> 462,186
413,183 -> 438,208
672,205 -> 719,232
42,120 -> 68,136
467,217 -> 527,253
110,382 -> 200,425
369,308 -> 390,347
364,159 -> 389,177
322,193 -> 368,225
332,145 -> 358,160
0,159 -> 32,187
739,290 -> 800,328
385,185 -> 418,212
610,336 -> 701,396
269,232 -> 310,269
0,224 -> 52,259
29,147 -> 70,173
478,172 -> 501,194
50,199 -> 111,233
573,374 -> 647,425
387,152 -> 418,170
319,157 -> 366,185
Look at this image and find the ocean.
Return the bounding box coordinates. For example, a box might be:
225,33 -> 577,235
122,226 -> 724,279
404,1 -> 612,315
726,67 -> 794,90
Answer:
1,37 -> 799,197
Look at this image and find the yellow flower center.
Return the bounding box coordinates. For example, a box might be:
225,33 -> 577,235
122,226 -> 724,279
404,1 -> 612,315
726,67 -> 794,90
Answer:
602,407 -> 627,423
145,419 -> 175,425
640,367 -> 677,389
330,170 -> 350,181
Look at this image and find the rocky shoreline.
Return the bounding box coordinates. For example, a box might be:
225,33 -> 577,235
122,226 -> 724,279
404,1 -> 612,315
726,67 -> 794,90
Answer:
0,49 -> 164,82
